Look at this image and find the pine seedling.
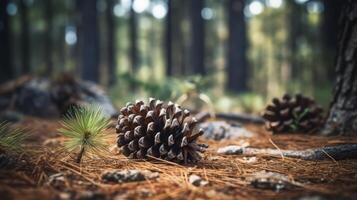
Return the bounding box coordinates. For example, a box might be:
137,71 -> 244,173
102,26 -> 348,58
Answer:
0,122 -> 28,153
58,105 -> 111,164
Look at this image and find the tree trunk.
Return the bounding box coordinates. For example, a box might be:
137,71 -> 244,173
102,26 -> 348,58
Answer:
190,0 -> 205,75
78,0 -> 100,83
129,0 -> 138,73
20,0 -> 30,74
321,0 -> 343,81
0,0 -> 13,83
286,0 -> 304,80
226,0 -> 248,93
165,0 -> 173,76
44,0 -> 53,76
106,0 -> 116,86
171,0 -> 187,76
323,0 -> 357,136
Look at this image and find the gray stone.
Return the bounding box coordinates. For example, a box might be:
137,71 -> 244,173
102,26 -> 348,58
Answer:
102,170 -> 159,183
0,77 -> 117,118
247,170 -> 293,192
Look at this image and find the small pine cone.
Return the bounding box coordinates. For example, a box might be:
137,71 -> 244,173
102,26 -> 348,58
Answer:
262,94 -> 324,133
116,98 -> 208,164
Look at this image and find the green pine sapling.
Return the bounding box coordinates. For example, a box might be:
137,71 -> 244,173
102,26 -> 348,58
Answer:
0,122 -> 28,153
58,105 -> 111,164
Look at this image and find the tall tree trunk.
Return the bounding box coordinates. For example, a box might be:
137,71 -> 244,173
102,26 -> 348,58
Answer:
129,0 -> 138,73
44,0 -> 53,76
226,0 -> 248,93
286,0 -> 303,80
78,0 -> 100,83
321,0 -> 343,81
323,0 -> 357,136
165,0 -> 173,76
190,0 -> 205,75
20,0 -> 30,74
0,0 -> 13,83
171,0 -> 185,76
106,0 -> 116,86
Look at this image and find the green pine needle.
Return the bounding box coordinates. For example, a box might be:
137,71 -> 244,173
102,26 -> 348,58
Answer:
0,122 -> 28,153
58,105 -> 111,163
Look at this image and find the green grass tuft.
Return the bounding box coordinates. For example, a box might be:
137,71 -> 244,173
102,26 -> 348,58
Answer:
58,105 -> 111,163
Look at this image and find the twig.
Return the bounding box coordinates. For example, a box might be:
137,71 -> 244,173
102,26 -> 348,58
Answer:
218,144 -> 357,160
321,149 -> 338,163
195,111 -> 264,124
268,138 -> 284,160
146,155 -> 186,168
216,113 -> 265,124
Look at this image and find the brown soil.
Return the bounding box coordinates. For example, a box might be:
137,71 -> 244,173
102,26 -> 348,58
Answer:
1,118 -> 357,200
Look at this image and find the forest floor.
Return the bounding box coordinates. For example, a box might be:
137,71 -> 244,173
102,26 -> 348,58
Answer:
1,117 -> 357,200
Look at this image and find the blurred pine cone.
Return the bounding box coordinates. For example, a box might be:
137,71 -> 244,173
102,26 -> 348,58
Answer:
116,98 -> 208,164
262,94 -> 324,133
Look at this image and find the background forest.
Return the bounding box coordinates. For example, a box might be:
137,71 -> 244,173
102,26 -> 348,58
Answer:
0,0 -> 341,114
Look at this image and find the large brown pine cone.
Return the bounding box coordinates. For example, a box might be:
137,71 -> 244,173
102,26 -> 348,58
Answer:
262,94 -> 324,133
116,98 -> 208,164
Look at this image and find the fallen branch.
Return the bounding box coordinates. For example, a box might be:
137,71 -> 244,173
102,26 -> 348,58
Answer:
215,113 -> 265,124
217,144 -> 357,160
195,112 -> 265,124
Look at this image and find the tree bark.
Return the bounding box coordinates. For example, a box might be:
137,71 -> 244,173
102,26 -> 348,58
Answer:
0,0 -> 13,83
190,0 -> 205,75
106,0 -> 116,86
20,0 -> 30,74
165,0 -> 173,76
323,0 -> 357,136
78,0 -> 100,83
44,0 -> 53,76
226,0 -> 248,93
129,0 -> 138,73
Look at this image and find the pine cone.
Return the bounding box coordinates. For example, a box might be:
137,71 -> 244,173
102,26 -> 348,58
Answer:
262,94 -> 324,133
116,98 -> 208,164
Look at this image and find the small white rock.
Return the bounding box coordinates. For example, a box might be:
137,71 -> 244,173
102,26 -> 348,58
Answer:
189,175 -> 208,187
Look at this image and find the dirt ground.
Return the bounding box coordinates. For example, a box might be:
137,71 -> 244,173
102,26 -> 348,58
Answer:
1,117 -> 357,200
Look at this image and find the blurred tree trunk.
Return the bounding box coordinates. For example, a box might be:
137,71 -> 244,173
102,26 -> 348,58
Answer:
20,0 -> 30,74
129,0 -> 138,73
165,0 -> 173,76
286,1 -> 303,79
106,0 -> 116,86
78,0 -> 100,83
190,0 -> 205,75
57,24 -> 66,71
321,0 -> 343,81
226,0 -> 248,93
323,0 -> 357,136
44,0 -> 53,76
173,0 -> 188,75
0,0 -> 14,83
